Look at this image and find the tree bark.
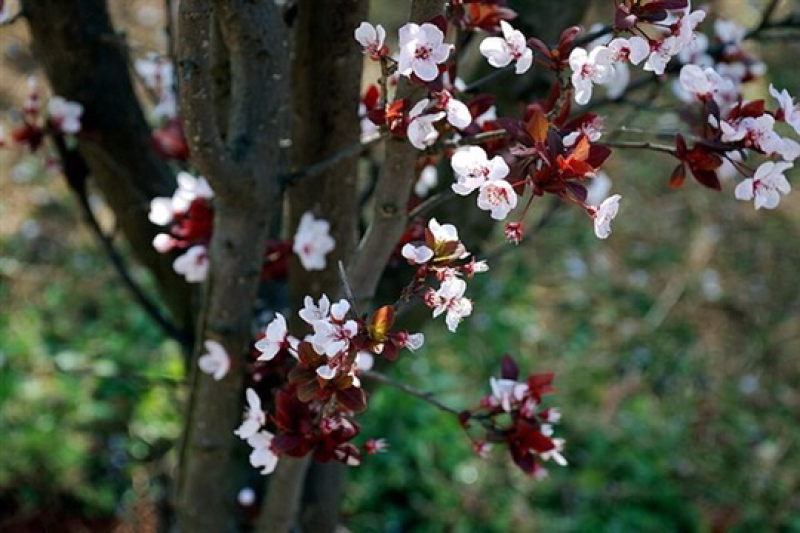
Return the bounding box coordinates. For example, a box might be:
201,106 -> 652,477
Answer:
256,1 -> 367,531
175,1 -> 290,531
22,0 -> 193,331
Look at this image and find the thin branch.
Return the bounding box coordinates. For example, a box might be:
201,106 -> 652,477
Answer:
363,370 -> 462,417
280,131 -> 386,188
751,0 -> 782,35
75,191 -> 190,345
53,136 -> 189,347
601,139 -> 676,155
337,261 -> 360,319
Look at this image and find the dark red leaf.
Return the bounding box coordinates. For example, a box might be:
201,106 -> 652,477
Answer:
691,168 -> 721,190
669,163 -> 687,188
500,354 -> 519,380
496,117 -> 534,146
587,144 -> 612,168
336,386 -> 367,413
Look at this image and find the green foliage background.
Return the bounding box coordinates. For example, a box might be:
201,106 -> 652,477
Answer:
1,0 -> 800,531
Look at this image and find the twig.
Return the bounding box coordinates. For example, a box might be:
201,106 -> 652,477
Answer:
752,0 -> 782,35
601,139 -> 676,155
280,131 -> 386,188
53,136 -> 189,347
442,128 -> 507,148
408,188 -> 456,219
337,261 -> 361,319
363,370 -> 462,417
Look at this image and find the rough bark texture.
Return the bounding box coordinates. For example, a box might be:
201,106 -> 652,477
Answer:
175,1 -> 290,531
22,0 -> 193,331
256,1 -> 368,532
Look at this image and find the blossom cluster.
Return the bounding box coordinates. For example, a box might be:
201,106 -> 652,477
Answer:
1,77 -> 83,156
225,294 -> 424,473
148,172 -> 336,281
401,218 -> 487,332
149,172 -> 215,282
461,355 -> 566,477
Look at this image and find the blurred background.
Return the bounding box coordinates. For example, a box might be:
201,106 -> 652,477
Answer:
1,0 -> 799,531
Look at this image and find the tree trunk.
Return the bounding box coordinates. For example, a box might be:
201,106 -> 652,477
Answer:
175,1 -> 290,531
22,0 -> 193,331
256,1 -> 367,531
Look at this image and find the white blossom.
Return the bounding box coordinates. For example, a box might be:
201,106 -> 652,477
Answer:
397,23 -> 452,82
415,165 -> 439,198
402,243 -> 434,264
540,437 -> 568,466
720,115 -> 785,155
769,84 -> 800,136
479,20 -> 533,74
197,340 -> 230,381
234,388 -> 266,440
293,212 -> 335,271
354,22 -> 386,57
644,36 -> 678,76
47,96 -> 83,134
247,430 -> 279,475
734,161 -> 792,210
429,276 -> 473,332
451,146 -> 510,196
714,19 -> 745,46
477,176 -> 518,220
608,36 -> 650,66
299,294 -> 331,325
443,93 -> 472,129
678,64 -> 735,101
407,98 -> 445,150
310,318 -> 358,357
569,46 -> 614,105
593,194 -> 621,239
585,171 -> 612,206
172,245 -> 209,283
316,364 -> 337,380
489,377 -> 528,412
255,313 -> 288,361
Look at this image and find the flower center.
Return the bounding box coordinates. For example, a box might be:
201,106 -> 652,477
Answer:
415,44 -> 432,61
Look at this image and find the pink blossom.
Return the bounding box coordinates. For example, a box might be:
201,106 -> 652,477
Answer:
489,377 -> 528,412
678,64 -> 734,101
608,36 -> 649,66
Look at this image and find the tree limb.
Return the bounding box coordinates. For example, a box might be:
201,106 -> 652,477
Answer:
175,1 -> 290,531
